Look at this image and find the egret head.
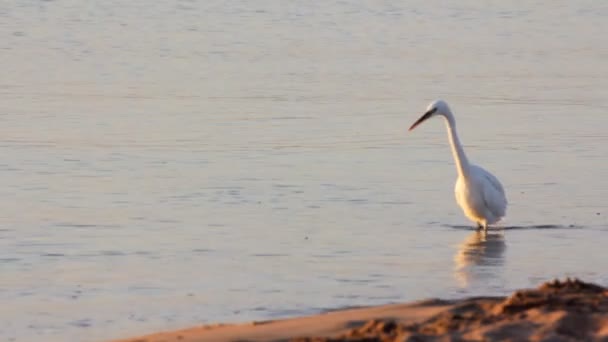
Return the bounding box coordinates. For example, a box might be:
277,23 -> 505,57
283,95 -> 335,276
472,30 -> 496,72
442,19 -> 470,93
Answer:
409,99 -> 452,131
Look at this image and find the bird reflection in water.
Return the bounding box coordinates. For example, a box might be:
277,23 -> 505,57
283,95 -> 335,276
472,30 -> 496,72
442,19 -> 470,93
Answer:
454,230 -> 506,287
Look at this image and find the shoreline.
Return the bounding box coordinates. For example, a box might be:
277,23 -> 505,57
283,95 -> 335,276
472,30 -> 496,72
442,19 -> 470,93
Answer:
112,278 -> 608,342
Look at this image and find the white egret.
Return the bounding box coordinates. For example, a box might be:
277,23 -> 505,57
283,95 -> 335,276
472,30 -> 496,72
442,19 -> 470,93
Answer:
408,100 -> 507,230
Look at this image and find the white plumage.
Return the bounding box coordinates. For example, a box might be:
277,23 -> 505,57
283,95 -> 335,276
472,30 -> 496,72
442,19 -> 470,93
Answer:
409,99 -> 507,230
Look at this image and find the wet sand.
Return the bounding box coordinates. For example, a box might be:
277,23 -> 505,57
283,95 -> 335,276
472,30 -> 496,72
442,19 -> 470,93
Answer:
113,278 -> 608,342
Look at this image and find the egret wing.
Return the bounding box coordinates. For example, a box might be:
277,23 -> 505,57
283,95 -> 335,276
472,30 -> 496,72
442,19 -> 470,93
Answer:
472,165 -> 507,219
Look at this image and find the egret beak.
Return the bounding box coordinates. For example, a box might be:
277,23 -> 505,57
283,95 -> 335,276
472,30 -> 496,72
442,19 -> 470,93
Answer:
408,107 -> 437,131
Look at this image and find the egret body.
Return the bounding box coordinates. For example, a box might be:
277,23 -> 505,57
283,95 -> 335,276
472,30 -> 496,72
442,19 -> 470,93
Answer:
409,100 -> 507,230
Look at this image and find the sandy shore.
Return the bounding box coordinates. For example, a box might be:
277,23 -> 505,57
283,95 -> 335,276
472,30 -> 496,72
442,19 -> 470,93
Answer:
113,278 -> 608,342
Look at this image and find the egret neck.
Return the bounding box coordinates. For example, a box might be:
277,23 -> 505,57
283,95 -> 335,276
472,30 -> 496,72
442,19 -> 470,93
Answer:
443,112 -> 470,178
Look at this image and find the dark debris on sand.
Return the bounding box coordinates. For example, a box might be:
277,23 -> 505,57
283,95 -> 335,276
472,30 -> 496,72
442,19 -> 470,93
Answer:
291,278 -> 608,342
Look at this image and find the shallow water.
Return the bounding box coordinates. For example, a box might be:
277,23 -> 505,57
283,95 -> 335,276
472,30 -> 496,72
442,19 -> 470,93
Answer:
1,1 -> 608,341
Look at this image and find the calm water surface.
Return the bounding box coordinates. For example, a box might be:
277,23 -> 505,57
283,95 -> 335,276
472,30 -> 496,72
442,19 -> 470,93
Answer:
1,1 -> 608,341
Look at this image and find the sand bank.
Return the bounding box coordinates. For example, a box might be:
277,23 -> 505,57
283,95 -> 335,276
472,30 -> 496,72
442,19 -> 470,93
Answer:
113,278 -> 608,342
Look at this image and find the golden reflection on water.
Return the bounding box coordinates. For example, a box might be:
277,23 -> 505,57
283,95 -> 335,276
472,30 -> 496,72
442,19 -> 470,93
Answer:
454,230 -> 506,287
